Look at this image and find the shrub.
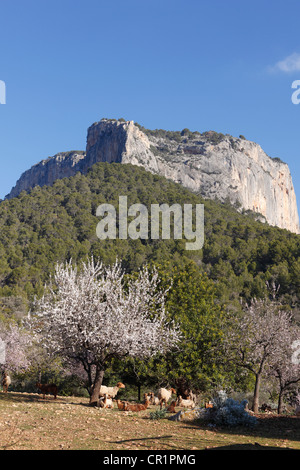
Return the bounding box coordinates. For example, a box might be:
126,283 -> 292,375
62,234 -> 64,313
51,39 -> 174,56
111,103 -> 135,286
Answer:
207,398 -> 257,428
202,131 -> 225,145
202,390 -> 257,428
149,408 -> 168,420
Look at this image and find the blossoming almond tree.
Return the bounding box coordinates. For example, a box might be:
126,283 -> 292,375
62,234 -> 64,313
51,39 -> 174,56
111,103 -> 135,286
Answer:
0,323 -> 32,374
224,295 -> 296,414
30,258 -> 181,405
267,328 -> 300,414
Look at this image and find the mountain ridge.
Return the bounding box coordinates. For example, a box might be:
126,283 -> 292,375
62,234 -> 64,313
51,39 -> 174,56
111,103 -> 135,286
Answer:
1,161 -> 300,318
6,118 -> 300,234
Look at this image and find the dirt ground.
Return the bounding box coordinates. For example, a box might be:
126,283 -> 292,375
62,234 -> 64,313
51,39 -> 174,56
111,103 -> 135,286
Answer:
0,391 -> 299,450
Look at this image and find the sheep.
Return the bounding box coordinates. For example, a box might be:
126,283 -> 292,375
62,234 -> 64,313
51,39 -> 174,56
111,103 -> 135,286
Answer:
188,391 -> 197,404
205,402 -> 213,409
148,392 -> 160,406
166,400 -> 177,413
124,395 -> 150,412
36,382 -> 58,399
261,403 -> 273,413
99,382 -> 125,399
176,386 -> 193,400
157,387 -> 176,409
175,383 -> 198,403
116,399 -> 128,410
176,395 -> 195,409
2,372 -> 11,393
100,393 -> 114,409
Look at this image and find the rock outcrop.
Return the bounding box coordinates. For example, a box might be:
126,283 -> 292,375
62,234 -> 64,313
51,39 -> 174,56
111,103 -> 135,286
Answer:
6,118 -> 300,234
8,151 -> 86,200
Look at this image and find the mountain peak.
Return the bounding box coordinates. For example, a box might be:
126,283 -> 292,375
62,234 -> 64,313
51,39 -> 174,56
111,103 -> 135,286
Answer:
5,118 -> 300,234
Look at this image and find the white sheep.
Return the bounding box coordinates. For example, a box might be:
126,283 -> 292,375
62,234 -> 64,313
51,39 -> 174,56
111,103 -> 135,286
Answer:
157,387 -> 176,409
176,395 -> 195,409
2,372 -> 11,393
148,392 -> 160,406
99,382 -> 125,399
100,393 -> 114,409
188,391 -> 197,404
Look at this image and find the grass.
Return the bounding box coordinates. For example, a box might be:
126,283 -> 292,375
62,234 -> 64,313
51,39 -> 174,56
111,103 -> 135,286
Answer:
0,391 -> 299,450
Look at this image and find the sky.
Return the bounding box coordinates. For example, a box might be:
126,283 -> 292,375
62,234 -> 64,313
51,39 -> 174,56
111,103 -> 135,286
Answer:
1,0 -> 300,205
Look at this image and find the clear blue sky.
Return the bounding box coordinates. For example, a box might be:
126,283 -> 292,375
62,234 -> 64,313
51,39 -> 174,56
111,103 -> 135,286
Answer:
1,0 -> 300,205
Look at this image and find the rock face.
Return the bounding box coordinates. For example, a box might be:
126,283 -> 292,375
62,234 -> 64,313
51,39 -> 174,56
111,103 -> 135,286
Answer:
8,151 -> 86,200
6,119 -> 300,234
86,120 -> 300,234
86,120 -> 159,173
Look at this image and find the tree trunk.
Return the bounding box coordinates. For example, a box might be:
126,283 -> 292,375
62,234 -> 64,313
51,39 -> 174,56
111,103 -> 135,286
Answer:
89,367 -> 105,406
252,373 -> 261,413
277,390 -> 284,415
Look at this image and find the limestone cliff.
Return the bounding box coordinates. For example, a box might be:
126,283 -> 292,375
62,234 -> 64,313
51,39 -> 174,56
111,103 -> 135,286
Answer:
8,151 -> 86,200
6,119 -> 300,234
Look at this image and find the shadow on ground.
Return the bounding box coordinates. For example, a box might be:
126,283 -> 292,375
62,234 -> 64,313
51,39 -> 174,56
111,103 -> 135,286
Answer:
0,391 -> 82,404
205,443 -> 295,450
182,413 -> 300,444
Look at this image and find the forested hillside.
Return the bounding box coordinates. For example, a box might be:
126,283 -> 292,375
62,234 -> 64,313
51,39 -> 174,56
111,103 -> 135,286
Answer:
0,162 -> 299,319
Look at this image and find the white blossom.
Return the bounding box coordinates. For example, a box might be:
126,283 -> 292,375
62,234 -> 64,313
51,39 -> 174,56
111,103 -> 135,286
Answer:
29,258 -> 181,401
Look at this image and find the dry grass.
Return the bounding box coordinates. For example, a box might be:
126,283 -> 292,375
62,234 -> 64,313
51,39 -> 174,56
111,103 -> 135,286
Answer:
0,391 -> 299,450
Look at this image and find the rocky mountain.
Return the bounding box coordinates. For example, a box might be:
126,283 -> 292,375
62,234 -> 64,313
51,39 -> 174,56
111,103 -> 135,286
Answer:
6,118 -> 300,234
7,151 -> 86,200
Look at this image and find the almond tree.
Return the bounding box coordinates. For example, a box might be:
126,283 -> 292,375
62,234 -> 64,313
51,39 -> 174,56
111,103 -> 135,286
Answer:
0,323 -> 32,373
224,296 -> 295,413
29,258 -> 181,405
267,329 -> 300,414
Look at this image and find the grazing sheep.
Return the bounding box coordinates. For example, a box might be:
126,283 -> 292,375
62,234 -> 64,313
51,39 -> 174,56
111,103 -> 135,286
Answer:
157,387 -> 176,409
2,372 -> 11,393
36,382 -> 57,399
176,395 -> 195,409
99,382 -> 125,399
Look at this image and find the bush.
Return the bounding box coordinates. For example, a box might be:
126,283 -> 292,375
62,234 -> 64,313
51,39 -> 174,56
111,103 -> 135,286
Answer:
149,408 -> 168,420
202,131 -> 225,145
201,390 -> 257,428
207,397 -> 257,428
